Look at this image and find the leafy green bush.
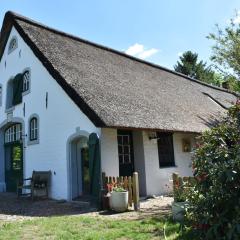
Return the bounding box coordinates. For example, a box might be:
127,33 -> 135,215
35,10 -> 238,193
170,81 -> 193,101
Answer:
113,187 -> 127,192
185,101 -> 240,239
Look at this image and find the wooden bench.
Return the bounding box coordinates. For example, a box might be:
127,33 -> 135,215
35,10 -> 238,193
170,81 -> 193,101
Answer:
17,171 -> 51,200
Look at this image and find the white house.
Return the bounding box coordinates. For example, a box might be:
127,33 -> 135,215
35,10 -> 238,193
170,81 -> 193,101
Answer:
0,11 -> 238,200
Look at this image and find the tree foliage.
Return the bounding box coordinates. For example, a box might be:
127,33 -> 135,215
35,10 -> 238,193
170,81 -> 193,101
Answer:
208,11 -> 240,92
174,51 -> 215,84
186,101 -> 240,239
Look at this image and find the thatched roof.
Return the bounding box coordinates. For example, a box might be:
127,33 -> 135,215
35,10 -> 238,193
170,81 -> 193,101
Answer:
0,11 -> 238,133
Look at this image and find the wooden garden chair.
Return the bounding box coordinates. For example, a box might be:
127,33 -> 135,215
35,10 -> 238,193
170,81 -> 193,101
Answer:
17,170 -> 51,200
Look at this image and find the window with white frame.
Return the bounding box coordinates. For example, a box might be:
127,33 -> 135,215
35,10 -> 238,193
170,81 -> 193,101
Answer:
5,124 -> 22,143
8,37 -> 18,54
22,70 -> 30,92
29,117 -> 38,141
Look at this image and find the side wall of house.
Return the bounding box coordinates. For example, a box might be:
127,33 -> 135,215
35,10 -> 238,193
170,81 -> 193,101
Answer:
100,128 -> 119,176
0,27 -> 100,199
100,128 -> 195,196
132,130 -> 147,196
143,131 -> 196,196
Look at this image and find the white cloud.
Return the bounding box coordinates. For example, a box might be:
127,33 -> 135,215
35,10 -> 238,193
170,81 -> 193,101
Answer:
125,43 -> 159,60
125,43 -> 144,56
138,48 -> 159,59
177,52 -> 183,57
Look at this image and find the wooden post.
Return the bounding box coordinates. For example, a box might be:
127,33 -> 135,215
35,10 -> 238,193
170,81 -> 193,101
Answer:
128,176 -> 133,207
102,172 -> 106,188
120,176 -> 124,188
124,176 -> 128,190
109,176 -> 113,184
132,172 -> 140,211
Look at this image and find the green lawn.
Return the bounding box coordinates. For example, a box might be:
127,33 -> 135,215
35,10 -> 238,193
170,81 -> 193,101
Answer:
0,215 -> 189,240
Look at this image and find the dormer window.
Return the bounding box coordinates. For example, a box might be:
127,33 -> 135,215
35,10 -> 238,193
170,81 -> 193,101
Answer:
8,37 -> 18,54
23,70 -> 30,92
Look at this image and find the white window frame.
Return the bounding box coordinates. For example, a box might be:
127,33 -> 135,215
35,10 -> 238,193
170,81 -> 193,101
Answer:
22,69 -> 31,95
28,114 -> 40,145
5,123 -> 22,143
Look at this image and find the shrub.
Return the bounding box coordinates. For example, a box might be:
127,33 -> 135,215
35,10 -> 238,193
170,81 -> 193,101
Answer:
185,101 -> 240,239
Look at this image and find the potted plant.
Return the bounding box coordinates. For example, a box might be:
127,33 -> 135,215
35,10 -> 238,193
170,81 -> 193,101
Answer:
172,175 -> 189,221
110,187 -> 129,212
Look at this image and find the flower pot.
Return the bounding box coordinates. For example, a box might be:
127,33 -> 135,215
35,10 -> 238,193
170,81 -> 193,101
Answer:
172,201 -> 188,221
110,191 -> 129,212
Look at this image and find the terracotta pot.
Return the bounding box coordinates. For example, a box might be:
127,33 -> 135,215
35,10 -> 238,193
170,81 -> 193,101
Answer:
110,191 -> 129,212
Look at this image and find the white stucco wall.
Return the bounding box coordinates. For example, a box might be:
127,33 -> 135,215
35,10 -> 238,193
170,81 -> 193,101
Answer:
100,128 -> 196,197
0,27 -> 100,199
132,130 -> 147,196
143,131 -> 196,196
100,128 -> 119,176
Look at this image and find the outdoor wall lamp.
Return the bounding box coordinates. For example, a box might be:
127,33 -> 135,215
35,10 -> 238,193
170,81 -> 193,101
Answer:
148,131 -> 158,140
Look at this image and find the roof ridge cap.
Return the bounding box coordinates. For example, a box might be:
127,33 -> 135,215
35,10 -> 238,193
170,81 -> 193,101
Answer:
5,11 -> 240,97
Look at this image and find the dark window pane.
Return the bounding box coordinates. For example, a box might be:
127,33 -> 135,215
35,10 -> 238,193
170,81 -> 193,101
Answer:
123,136 -> 129,145
124,146 -> 129,154
117,136 -> 122,145
124,154 -> 130,163
119,155 -> 124,164
12,73 -> 23,106
118,146 -> 123,154
157,133 -> 175,168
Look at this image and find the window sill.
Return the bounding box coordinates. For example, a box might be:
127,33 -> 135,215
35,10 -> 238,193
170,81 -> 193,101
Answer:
22,90 -> 30,96
27,139 -> 39,146
159,165 -> 177,169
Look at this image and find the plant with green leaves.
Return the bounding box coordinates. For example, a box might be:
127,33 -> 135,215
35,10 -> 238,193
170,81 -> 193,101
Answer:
185,101 -> 240,239
208,11 -> 240,92
113,187 -> 127,192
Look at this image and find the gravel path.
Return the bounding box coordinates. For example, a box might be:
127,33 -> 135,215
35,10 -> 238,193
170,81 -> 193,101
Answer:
0,193 -> 173,222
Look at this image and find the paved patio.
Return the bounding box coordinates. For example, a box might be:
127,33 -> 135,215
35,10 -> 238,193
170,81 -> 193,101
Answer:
0,193 -> 173,222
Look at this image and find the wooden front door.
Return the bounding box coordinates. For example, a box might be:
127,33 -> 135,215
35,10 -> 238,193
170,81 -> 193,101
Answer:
5,143 -> 23,192
117,130 -> 134,177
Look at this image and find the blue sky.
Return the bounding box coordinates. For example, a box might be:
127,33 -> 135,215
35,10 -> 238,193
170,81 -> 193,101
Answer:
1,0 -> 240,69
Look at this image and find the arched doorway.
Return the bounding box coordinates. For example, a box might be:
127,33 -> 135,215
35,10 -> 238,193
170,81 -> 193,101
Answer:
4,123 -> 23,192
67,131 -> 101,201
70,135 -> 90,200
